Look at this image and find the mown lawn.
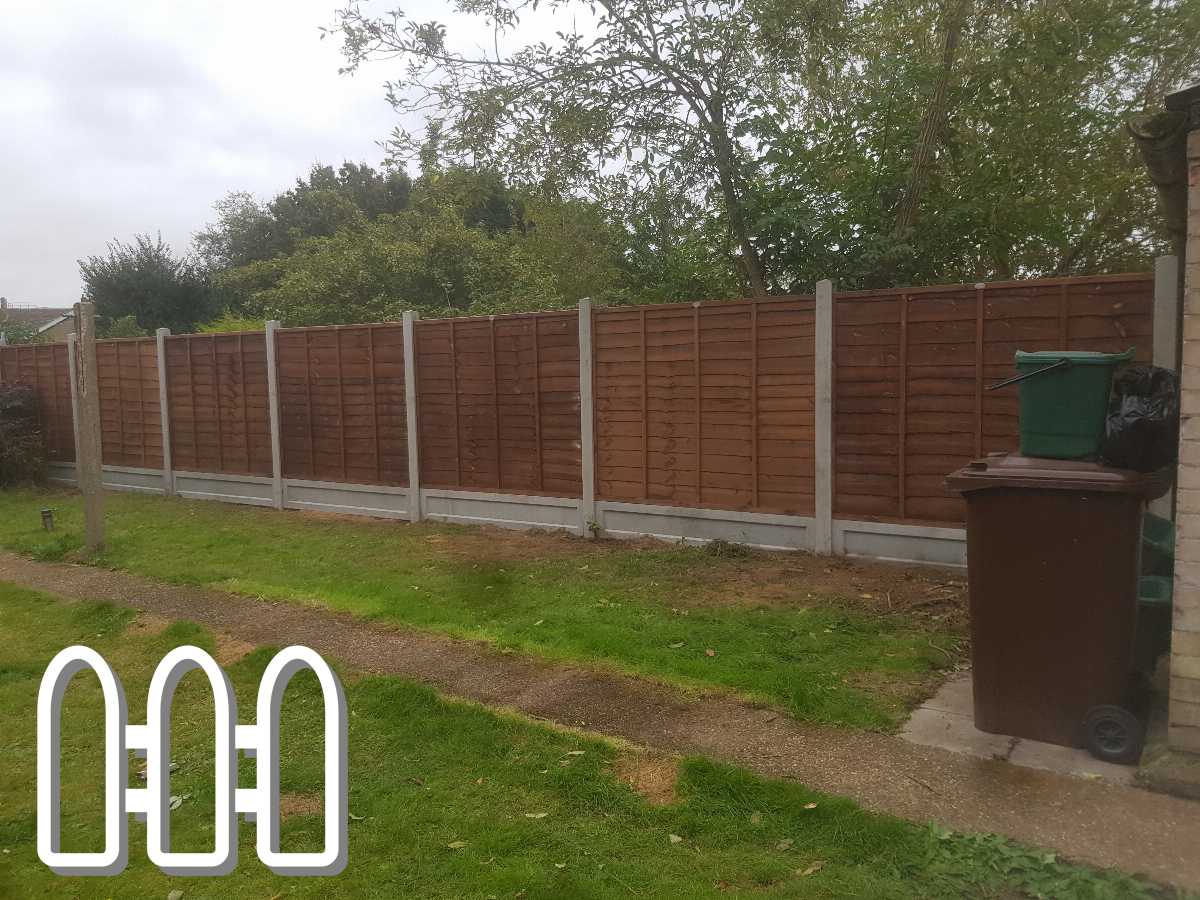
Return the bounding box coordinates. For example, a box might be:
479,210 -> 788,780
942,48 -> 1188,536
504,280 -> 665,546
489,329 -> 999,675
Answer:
0,488 -> 962,730
0,582 -> 1168,899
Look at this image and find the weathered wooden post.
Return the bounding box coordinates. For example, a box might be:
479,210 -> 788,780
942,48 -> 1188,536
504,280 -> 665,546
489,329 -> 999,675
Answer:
74,301 -> 104,551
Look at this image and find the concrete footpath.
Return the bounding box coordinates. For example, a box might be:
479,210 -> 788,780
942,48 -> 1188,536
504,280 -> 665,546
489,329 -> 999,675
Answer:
2,551 -> 1199,891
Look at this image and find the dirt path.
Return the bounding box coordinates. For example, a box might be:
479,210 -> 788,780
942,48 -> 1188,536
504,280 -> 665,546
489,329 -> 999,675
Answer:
3,551 -> 1199,890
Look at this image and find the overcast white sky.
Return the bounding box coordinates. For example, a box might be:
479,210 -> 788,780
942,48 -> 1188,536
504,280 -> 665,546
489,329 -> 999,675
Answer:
0,0 -> 574,308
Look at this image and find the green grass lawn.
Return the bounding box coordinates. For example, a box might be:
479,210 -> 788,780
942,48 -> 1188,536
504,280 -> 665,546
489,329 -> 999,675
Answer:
0,488 -> 961,731
0,582 -> 1168,899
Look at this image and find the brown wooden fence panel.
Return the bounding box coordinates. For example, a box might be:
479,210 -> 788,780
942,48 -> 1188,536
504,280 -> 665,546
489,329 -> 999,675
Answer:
164,333 -> 271,476
414,311 -> 581,495
0,342 -> 75,462
275,324 -> 409,484
593,296 -> 815,515
833,273 -> 1154,525
95,338 -> 162,468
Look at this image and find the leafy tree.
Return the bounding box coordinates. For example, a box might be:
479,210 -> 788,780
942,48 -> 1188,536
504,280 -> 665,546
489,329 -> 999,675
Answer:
334,0 -> 1200,295
751,0 -> 1200,289
79,234 -> 219,333
97,315 -> 147,338
220,205 -> 560,324
331,0 -> 836,296
212,165 -> 630,323
194,162 -> 414,271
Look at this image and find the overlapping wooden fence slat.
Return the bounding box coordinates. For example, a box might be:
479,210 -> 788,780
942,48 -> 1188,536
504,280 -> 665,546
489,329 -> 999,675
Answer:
0,342 -> 75,461
95,338 -> 162,468
163,333 -> 272,476
593,296 -> 816,515
0,271 -> 1157,532
414,310 -> 582,495
832,273 -> 1153,524
275,323 -> 409,484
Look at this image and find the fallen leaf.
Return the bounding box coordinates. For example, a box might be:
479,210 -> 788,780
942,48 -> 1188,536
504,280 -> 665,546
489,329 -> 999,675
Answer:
525,812 -> 549,819
803,802 -> 818,810
555,862 -> 567,869
705,648 -> 716,657
447,841 -> 468,850
668,834 -> 683,844
799,861 -> 825,877
669,641 -> 684,649
749,812 -> 762,825
167,890 -> 184,900
776,838 -> 793,851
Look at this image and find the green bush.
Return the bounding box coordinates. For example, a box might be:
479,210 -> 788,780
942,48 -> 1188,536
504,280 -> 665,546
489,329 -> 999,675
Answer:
0,385 -> 45,486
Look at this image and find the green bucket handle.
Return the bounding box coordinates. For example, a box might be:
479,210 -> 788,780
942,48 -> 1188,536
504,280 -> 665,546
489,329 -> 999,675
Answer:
987,359 -> 1071,391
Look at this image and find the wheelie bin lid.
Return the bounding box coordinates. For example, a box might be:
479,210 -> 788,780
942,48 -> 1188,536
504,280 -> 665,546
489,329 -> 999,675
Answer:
945,453 -> 1171,498
1014,348 -> 1135,366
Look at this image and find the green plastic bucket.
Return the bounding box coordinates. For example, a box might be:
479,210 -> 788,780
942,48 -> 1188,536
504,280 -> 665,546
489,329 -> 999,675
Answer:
1013,348 -> 1134,459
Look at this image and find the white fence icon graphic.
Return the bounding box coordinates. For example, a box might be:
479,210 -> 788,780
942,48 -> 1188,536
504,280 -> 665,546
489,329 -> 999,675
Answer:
37,644 -> 348,877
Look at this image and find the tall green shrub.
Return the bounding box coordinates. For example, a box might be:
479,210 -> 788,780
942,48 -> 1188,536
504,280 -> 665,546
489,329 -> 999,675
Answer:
0,385 -> 45,486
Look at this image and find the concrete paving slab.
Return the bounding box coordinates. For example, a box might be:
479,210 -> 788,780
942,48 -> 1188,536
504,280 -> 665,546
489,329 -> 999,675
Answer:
1008,739 -> 1135,785
919,671 -> 974,714
901,705 -> 1015,759
902,670 -> 1136,787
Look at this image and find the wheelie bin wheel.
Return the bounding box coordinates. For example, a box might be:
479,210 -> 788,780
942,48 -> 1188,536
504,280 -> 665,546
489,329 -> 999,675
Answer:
1083,705 -> 1144,764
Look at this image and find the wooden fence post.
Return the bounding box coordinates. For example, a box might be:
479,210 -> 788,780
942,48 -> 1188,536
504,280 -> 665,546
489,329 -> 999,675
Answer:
265,320 -> 284,509
813,280 -> 834,555
74,302 -> 104,551
403,311 -> 422,523
155,328 -> 174,496
578,298 -> 596,537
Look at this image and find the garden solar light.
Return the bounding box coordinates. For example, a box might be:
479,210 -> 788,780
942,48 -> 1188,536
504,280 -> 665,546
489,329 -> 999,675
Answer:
40,508 -> 54,531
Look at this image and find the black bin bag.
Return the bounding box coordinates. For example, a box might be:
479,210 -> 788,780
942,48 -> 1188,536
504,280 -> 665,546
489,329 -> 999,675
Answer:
1100,365 -> 1180,473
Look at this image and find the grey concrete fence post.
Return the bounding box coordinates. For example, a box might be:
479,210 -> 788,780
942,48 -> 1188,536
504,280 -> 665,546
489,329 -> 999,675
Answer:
1151,257 -> 1180,520
155,328 -> 174,496
265,320 -> 284,510
403,310 -> 423,523
577,298 -> 596,537
66,333 -> 82,483
813,279 -> 834,555
1154,255 -> 1181,372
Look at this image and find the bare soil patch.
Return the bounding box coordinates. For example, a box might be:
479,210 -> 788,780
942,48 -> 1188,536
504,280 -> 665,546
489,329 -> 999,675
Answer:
213,632 -> 256,666
126,612 -> 171,637
279,792 -> 323,818
614,752 -> 679,806
694,549 -> 968,629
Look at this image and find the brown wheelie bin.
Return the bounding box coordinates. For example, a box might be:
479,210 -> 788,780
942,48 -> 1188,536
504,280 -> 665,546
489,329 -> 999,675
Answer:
945,453 -> 1169,763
